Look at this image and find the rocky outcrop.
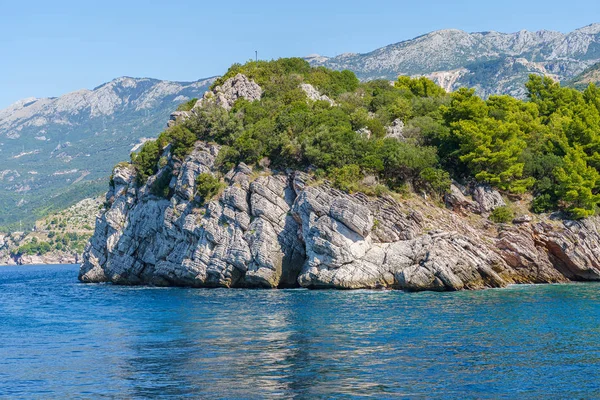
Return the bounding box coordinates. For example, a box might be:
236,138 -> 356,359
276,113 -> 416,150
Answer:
168,74 -> 263,127
300,83 -> 335,105
385,118 -> 405,140
198,74 -> 262,111
472,185 -> 506,213
536,219 -> 600,281
80,138 -> 600,291
167,111 -> 191,128
445,183 -> 478,214
81,75 -> 600,292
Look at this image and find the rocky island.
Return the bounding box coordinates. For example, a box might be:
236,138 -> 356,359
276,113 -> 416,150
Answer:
79,59 -> 600,291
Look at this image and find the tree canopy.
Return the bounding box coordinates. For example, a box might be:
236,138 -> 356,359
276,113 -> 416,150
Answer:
131,58 -> 600,219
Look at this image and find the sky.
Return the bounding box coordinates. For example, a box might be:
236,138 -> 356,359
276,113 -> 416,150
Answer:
1,0 -> 599,108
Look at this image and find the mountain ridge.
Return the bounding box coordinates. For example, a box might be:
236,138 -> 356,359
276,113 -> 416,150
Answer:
307,23 -> 600,98
0,75 -> 216,230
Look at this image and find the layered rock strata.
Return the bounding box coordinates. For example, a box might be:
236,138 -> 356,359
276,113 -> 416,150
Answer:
80,74 -> 600,291
80,145 -> 600,291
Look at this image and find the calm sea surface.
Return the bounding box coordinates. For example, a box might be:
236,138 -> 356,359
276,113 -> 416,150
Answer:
1,264 -> 600,399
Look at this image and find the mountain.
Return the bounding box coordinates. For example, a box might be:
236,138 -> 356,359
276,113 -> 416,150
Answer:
0,76 -> 216,230
307,23 -> 600,97
568,61 -> 600,89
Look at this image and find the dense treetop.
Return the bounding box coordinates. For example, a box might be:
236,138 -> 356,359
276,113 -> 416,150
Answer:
131,58 -> 600,219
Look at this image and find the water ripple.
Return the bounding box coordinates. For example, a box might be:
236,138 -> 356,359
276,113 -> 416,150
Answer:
1,265 -> 600,398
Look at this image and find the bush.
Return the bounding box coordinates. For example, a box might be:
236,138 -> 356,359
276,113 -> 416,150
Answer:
489,206 -> 514,223
150,168 -> 172,198
531,194 -> 554,214
195,173 -> 225,205
157,126 -> 196,160
13,240 -> 52,256
131,140 -> 160,185
418,167 -> 451,195
331,164 -> 362,192
176,98 -> 198,112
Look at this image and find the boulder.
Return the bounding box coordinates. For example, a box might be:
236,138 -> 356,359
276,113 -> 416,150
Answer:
472,185 -> 506,213
300,83 -> 335,105
385,118 -> 405,140
445,184 -> 478,213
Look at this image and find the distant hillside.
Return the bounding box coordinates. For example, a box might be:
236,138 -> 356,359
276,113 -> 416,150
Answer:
0,76 -> 216,231
568,62 -> 600,89
0,196 -> 102,265
307,23 -> 600,98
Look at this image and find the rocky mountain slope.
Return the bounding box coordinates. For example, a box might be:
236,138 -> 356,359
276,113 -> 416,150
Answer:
307,23 -> 600,98
80,75 -> 600,292
568,61 -> 600,89
0,76 -> 216,231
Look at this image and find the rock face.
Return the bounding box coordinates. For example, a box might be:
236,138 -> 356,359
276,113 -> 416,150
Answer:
80,143 -> 600,291
385,118 -> 405,140
80,75 -> 600,292
300,83 -> 335,105
472,185 -> 506,213
198,74 -> 263,111
167,74 -> 263,127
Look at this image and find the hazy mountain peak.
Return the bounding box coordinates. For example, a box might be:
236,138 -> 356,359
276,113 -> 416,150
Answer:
575,23 -> 600,35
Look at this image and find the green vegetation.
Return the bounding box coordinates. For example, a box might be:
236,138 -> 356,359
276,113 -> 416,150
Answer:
195,173 -> 225,205
150,168 -> 173,198
176,98 -> 198,112
12,238 -> 52,256
10,231 -> 93,257
489,206 -> 514,223
130,58 -> 600,219
567,62 -> 600,91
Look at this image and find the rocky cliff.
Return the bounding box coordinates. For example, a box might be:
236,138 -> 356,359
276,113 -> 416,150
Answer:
79,75 -> 600,291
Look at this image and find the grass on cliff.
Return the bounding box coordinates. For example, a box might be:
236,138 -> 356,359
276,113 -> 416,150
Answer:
131,58 -> 600,219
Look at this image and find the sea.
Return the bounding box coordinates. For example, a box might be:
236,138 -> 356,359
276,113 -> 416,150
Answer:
1,264 -> 599,399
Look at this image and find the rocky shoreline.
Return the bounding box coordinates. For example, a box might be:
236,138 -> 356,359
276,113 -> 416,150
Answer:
79,74 -> 600,291
78,144 -> 600,291
1,253 -> 79,266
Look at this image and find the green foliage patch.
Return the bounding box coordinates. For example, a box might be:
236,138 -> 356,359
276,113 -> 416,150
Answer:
176,98 -> 198,112
126,58 -> 600,219
195,173 -> 225,205
489,206 -> 515,223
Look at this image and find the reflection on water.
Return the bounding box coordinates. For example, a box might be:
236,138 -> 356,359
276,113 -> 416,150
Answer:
1,265 -> 600,398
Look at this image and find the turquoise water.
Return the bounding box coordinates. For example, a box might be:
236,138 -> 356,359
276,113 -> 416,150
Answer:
1,265 -> 600,399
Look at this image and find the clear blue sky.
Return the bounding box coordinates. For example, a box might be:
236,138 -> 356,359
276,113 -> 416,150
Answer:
1,0 -> 599,108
